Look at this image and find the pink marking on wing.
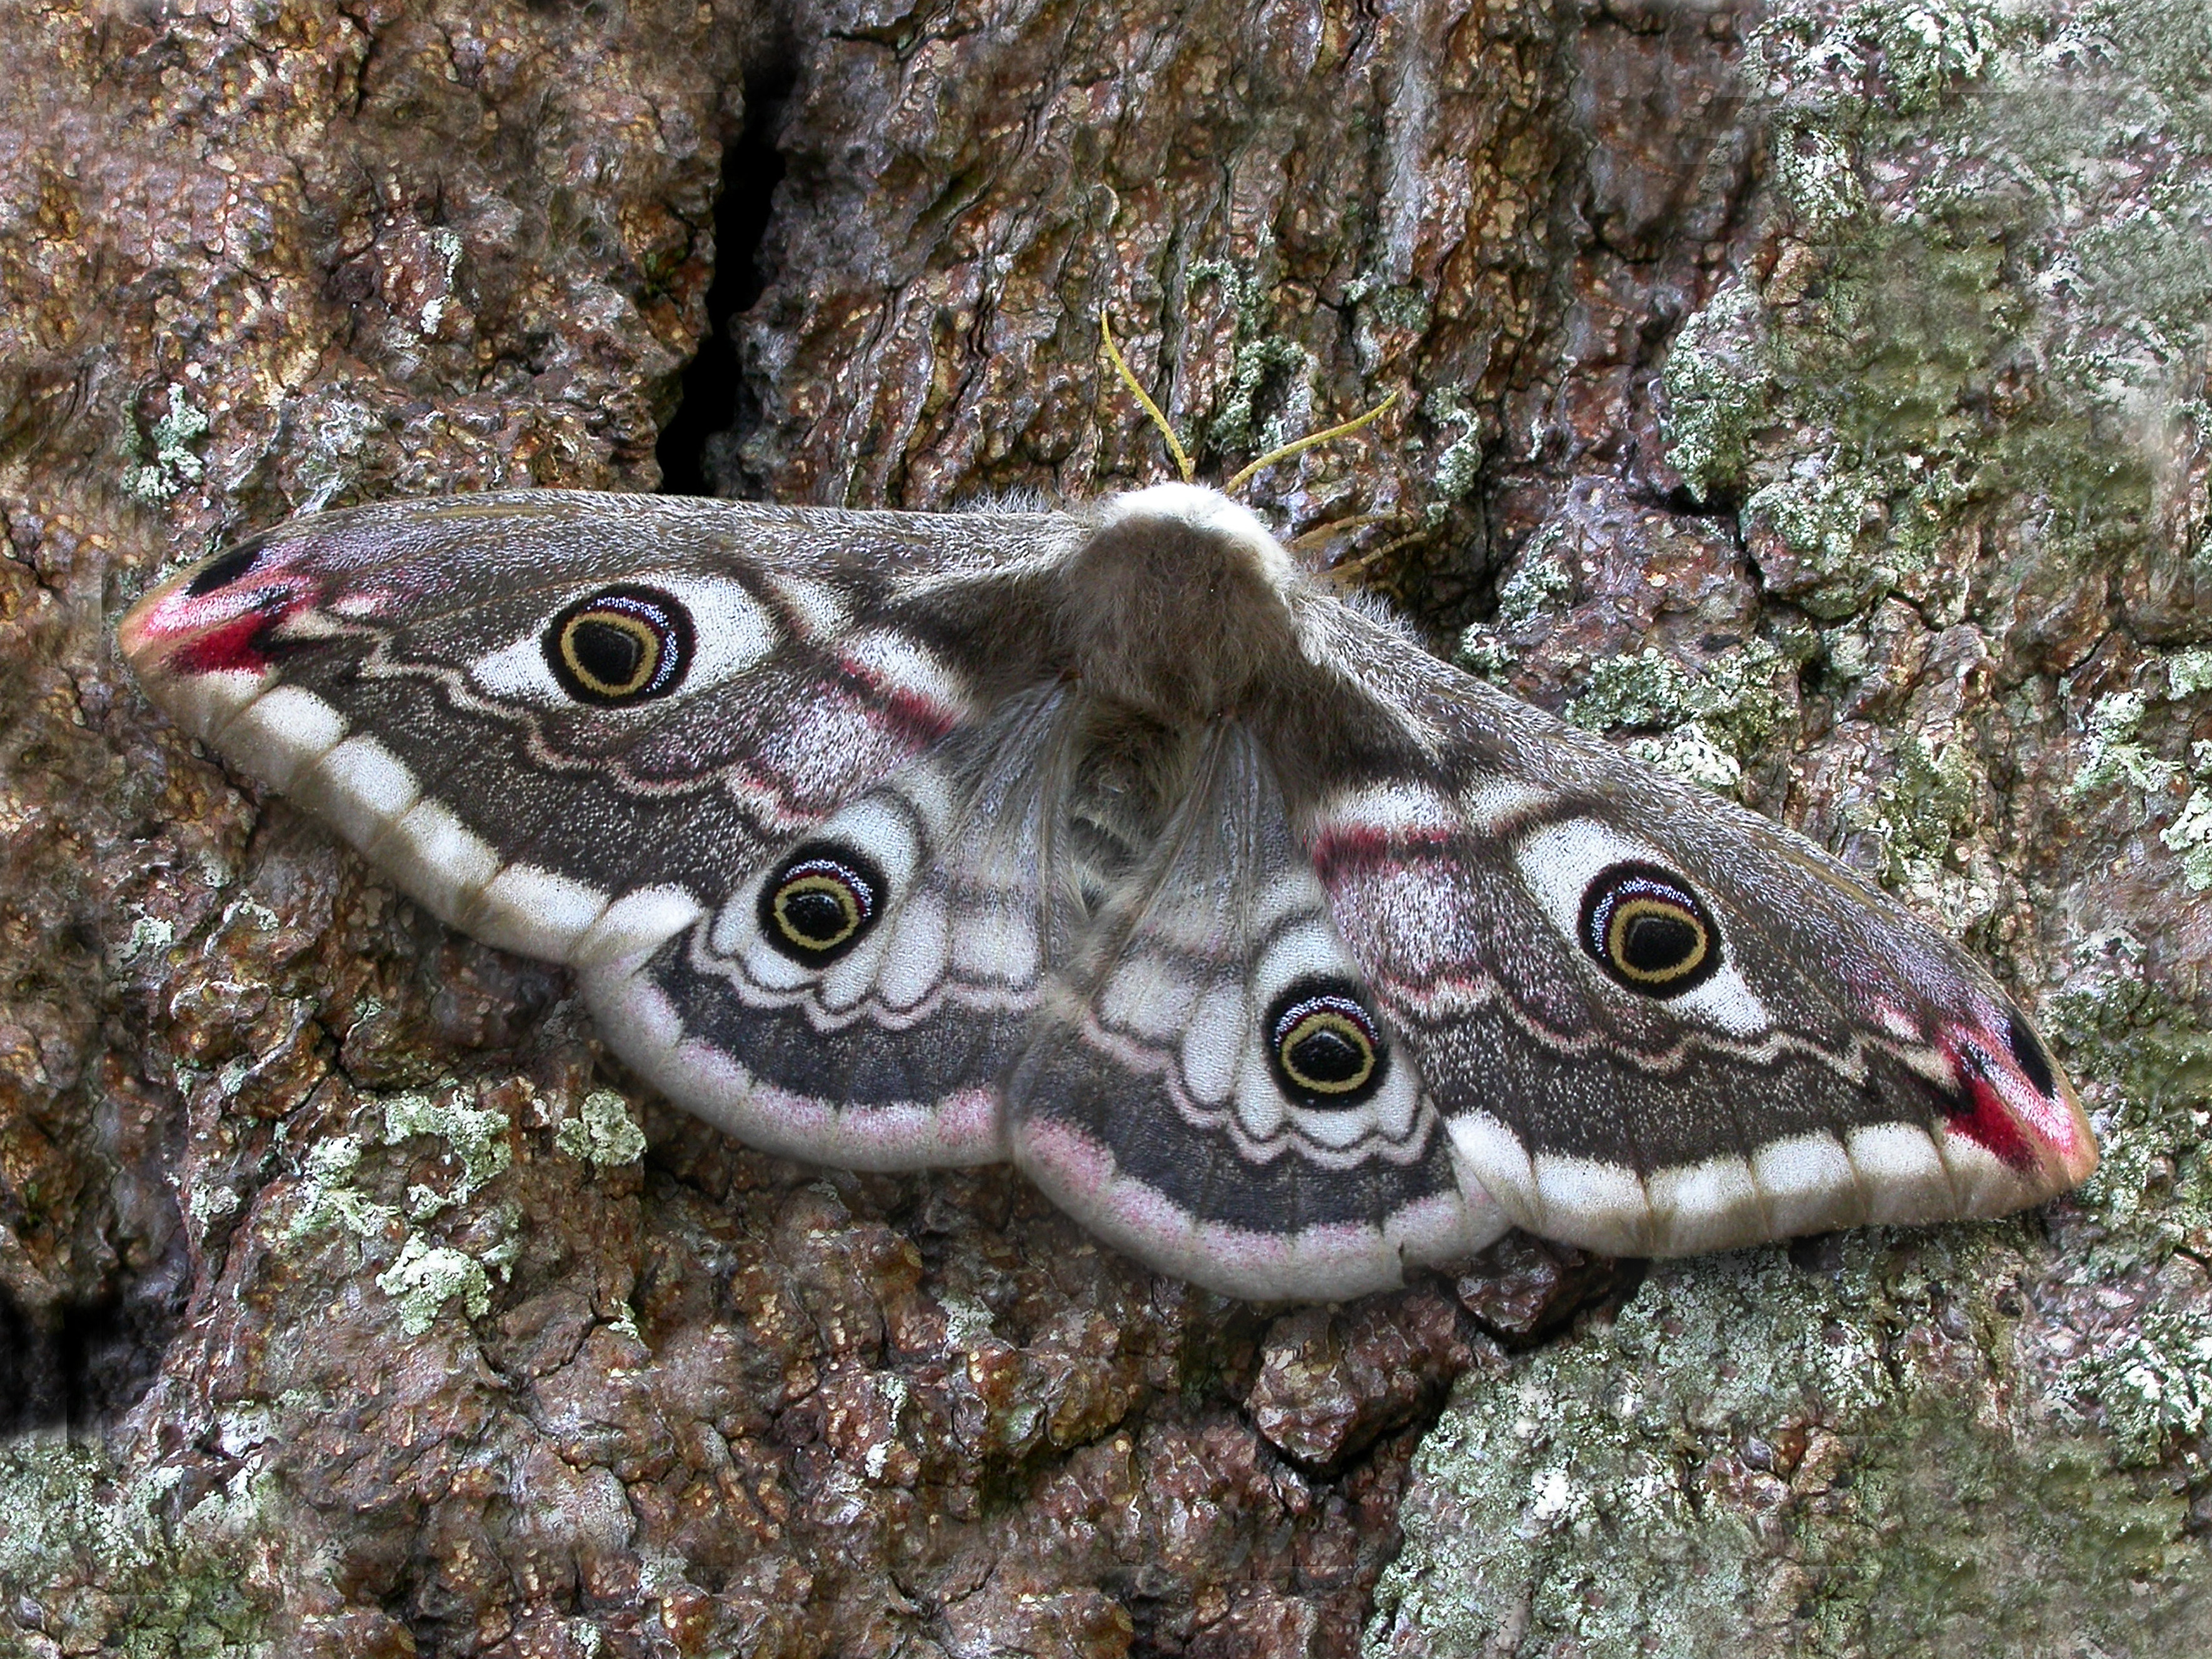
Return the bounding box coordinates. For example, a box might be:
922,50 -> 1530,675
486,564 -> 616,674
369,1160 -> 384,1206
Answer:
879,684 -> 962,746
1015,1119 -> 1419,1299
833,651 -> 962,747
1310,825 -> 1457,884
664,1034 -> 1008,1168
166,603 -> 291,675
749,684 -> 940,810
1020,1119 -> 1294,1271
1937,1039 -> 2038,1170
1934,1009 -> 2103,1181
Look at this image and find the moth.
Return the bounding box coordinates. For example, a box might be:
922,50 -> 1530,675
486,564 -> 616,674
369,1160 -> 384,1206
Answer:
119,483 -> 2097,1301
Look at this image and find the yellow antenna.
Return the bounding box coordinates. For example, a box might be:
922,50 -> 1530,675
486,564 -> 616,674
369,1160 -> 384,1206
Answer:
1225,389 -> 1399,493
1098,308 -> 1400,497
1099,310 -> 1194,484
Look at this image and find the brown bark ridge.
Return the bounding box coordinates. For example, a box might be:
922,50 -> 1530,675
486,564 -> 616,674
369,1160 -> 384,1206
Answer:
1,1 -> 2206,1655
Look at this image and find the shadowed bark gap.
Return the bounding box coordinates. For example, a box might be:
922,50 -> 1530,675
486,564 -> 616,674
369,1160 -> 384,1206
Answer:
0,1259 -> 186,1434
657,63 -> 795,498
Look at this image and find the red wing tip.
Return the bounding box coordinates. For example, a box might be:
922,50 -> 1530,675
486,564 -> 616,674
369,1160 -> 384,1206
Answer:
1931,1006 -> 2096,1192
118,547 -> 321,680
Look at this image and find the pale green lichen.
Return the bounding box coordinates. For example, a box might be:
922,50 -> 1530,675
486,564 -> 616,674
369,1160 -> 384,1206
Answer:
2162,789 -> 2212,890
1661,281 -> 1774,501
1770,123 -> 1867,236
1622,722 -> 1745,794
1567,647 -> 1701,733
1845,732 -> 1993,916
940,1292 -> 998,1349
282,1136 -> 396,1243
1420,383 -> 1485,502
383,1087 -> 511,1211
1343,273 -> 1432,337
1566,641 -> 1794,794
0,1435 -> 279,1656
121,384 -> 211,503
1664,1 -> 2210,628
1749,0 -> 2005,123
2168,647 -> 2212,700
482,1208 -> 524,1284
188,1182 -> 241,1226
2038,938 -> 2212,1461
276,1094 -> 522,1333
1491,523 -> 1574,632
2071,690 -> 2178,797
605,1300 -> 643,1345
1452,628 -> 1511,682
2046,943 -> 2212,1261
114,910 -> 176,967
374,1234 -> 493,1336
1742,449 -> 1979,622
555,1089 -> 648,1167
223,897 -> 283,933
1187,254 -> 1314,459
1347,275 -> 1434,381
1367,1238 -> 2212,1657
420,226 -> 463,336
2055,1304 -> 2212,1468
2066,656 -> 2212,884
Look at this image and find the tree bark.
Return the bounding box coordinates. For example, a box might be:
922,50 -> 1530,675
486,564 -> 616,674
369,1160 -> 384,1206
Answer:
1,1 -> 2207,1655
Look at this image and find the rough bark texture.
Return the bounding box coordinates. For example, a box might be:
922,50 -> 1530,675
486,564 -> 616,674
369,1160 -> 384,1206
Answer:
1,1 -> 2206,1656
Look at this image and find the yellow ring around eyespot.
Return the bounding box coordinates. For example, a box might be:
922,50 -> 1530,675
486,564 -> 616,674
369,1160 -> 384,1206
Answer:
1606,895 -> 1708,984
560,610 -> 662,698
773,872 -> 862,950
1279,1009 -> 1377,1094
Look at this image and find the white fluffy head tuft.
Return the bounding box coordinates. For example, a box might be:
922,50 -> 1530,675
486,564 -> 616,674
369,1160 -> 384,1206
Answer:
1099,485 -> 1296,592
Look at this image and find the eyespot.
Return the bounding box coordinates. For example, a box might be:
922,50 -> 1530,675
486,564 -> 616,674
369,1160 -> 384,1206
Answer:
1579,862 -> 1719,996
544,585 -> 693,705
758,843 -> 886,964
1265,977 -> 1389,1109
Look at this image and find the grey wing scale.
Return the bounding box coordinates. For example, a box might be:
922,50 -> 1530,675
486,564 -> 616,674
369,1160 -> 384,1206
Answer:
119,492 -> 1078,1167
121,491 -> 1072,964
120,482 -> 2096,1301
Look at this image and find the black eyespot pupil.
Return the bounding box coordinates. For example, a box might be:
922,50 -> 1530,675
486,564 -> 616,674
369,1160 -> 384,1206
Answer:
186,543 -> 268,596
1622,911 -> 1699,974
1287,1027 -> 1366,1086
780,888 -> 850,943
1263,979 -> 1388,1109
570,619 -> 645,687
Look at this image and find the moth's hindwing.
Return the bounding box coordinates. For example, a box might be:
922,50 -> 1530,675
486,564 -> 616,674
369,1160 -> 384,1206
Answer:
580,686 -> 1075,1171
1008,724 -> 1507,1304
